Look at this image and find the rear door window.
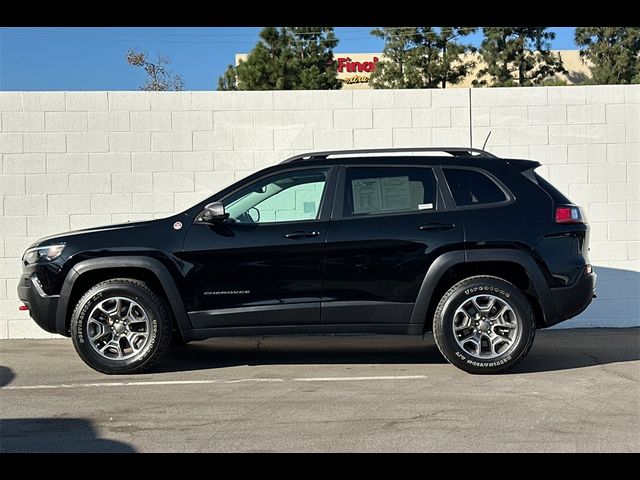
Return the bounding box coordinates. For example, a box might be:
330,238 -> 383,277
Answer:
343,166 -> 437,217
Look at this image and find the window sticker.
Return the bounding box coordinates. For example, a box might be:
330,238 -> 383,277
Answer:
380,176 -> 411,211
409,181 -> 425,208
352,178 -> 382,214
418,203 -> 433,210
352,176 -> 413,214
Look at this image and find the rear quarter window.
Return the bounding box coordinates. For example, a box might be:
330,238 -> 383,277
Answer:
534,173 -> 572,204
443,168 -> 508,207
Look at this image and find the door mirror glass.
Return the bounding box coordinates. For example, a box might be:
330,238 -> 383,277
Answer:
197,202 -> 228,223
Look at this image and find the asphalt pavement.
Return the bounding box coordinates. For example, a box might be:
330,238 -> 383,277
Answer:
1,328 -> 639,452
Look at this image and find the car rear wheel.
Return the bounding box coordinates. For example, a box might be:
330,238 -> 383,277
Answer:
70,278 -> 172,374
432,275 -> 535,374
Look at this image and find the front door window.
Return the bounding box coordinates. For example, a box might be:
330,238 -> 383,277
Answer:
224,169 -> 328,224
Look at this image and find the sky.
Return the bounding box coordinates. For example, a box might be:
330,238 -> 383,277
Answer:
0,27 -> 577,91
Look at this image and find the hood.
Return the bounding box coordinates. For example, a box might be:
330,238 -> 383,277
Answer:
31,218 -> 162,247
27,214 -> 190,250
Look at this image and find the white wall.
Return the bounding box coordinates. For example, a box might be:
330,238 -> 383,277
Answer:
0,86 -> 638,338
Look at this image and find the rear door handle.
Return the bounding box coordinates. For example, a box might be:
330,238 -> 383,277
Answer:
284,231 -> 320,239
419,223 -> 455,231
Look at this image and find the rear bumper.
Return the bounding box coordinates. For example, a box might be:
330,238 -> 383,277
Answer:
17,274 -> 61,334
547,271 -> 597,326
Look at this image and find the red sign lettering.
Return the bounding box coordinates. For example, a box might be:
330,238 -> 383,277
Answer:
337,57 -> 379,74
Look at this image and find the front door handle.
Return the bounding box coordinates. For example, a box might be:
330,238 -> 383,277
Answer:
284,231 -> 320,239
419,223 -> 455,231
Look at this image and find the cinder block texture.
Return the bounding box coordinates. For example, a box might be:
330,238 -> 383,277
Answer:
0,86 -> 638,337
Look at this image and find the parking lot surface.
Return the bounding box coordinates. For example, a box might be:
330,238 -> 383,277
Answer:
1,328 -> 638,452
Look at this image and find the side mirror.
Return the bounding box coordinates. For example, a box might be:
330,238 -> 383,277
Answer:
197,202 -> 228,223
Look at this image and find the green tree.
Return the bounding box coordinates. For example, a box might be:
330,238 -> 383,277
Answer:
474,27 -> 565,87
290,27 -> 341,89
370,27 -> 476,89
217,65 -> 238,91
126,49 -> 184,91
217,27 -> 341,90
369,27 -> 424,88
416,27 -> 477,88
575,27 -> 640,84
237,27 -> 296,90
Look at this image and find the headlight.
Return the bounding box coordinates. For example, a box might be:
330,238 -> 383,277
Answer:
22,244 -> 66,264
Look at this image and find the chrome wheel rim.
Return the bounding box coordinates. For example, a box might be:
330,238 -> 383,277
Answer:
452,294 -> 520,359
87,297 -> 152,361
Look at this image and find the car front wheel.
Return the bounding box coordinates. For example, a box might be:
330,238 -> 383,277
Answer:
432,275 -> 536,374
70,278 -> 172,374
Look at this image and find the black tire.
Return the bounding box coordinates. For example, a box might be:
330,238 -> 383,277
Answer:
432,275 -> 536,374
70,278 -> 172,374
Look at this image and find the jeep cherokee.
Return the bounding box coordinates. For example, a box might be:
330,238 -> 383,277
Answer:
17,147 -> 596,374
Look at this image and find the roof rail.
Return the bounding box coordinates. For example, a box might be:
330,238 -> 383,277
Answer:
280,147 -> 497,164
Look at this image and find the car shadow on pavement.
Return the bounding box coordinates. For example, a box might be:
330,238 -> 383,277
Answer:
0,366 -> 15,387
0,418 -> 136,453
512,327 -> 640,374
159,334 -> 448,373
156,328 -> 639,375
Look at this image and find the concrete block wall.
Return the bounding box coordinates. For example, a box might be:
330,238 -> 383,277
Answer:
0,86 -> 638,338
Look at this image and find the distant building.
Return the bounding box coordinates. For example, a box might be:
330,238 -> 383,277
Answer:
235,51 -> 592,89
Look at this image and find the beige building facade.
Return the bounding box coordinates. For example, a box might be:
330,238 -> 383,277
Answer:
236,50 -> 592,90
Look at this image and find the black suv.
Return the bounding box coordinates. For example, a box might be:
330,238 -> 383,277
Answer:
17,147 -> 596,374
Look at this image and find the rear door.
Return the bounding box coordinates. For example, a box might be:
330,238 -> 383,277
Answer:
321,163 -> 464,329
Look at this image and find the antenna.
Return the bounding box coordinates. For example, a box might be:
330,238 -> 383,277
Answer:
482,131 -> 492,151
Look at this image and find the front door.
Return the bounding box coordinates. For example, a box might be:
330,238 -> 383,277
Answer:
180,167 -> 335,329
322,164 -> 463,329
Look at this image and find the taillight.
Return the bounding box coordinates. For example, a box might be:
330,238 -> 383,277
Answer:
555,206 -> 584,224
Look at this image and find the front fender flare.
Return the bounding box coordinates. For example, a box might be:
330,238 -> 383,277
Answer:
55,256 -> 192,335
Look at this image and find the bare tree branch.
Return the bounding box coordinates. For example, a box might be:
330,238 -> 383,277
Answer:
126,49 -> 184,91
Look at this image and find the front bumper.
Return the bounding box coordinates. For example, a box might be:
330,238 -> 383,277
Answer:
548,271 -> 597,326
17,274 -> 60,334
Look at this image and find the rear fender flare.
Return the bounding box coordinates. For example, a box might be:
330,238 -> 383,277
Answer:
409,249 -> 556,329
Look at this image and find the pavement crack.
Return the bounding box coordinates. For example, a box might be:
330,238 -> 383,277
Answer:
582,351 -> 601,365
599,365 -> 639,383
582,351 -> 638,383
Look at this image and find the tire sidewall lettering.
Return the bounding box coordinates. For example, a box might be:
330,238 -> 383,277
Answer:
463,285 -> 510,298
465,354 -> 513,368
77,291 -> 104,344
